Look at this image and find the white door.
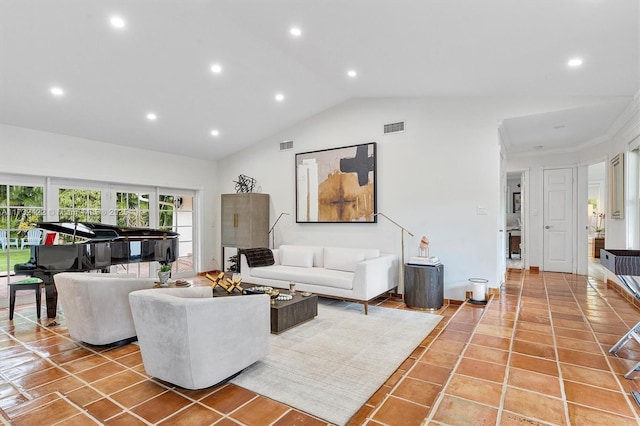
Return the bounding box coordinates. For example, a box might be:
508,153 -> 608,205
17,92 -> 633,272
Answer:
543,168 -> 574,272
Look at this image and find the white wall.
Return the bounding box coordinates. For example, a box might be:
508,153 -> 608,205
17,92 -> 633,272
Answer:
0,124 -> 219,272
508,93 -> 640,278
602,93 -> 640,292
217,96 -> 620,300
508,149 -> 605,273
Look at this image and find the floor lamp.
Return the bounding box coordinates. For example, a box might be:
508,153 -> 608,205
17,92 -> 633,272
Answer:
373,213 -> 414,292
269,212 -> 290,249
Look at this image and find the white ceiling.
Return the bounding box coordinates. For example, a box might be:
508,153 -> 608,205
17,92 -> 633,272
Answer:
500,99 -> 634,155
1,0 -> 638,161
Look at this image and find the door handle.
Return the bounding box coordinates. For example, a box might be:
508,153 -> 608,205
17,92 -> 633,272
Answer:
545,225 -> 551,229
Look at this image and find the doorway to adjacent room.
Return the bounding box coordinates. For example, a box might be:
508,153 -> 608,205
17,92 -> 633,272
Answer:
506,171 -> 523,269
588,161 -> 606,263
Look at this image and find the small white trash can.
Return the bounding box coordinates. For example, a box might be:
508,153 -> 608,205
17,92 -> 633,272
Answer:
468,278 -> 488,303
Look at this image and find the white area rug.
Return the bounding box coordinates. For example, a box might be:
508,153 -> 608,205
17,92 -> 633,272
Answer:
230,299 -> 443,425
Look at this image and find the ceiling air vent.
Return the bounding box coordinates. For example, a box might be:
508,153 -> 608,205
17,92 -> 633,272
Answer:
383,121 -> 405,134
280,140 -> 293,151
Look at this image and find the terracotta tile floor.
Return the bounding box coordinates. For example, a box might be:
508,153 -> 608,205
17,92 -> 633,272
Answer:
2,270 -> 640,425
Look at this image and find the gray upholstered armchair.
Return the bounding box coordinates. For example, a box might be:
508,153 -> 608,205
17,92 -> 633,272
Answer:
129,287 -> 270,389
54,272 -> 157,345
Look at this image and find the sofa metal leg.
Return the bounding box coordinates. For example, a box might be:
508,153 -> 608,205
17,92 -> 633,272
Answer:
363,302 -> 368,315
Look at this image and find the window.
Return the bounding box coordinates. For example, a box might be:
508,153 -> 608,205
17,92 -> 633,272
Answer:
58,188 -> 101,221
0,184 -> 44,284
116,192 -> 149,228
159,194 -> 194,276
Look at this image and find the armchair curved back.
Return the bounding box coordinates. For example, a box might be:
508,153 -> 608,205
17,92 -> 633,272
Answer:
129,288 -> 270,389
54,272 -> 156,345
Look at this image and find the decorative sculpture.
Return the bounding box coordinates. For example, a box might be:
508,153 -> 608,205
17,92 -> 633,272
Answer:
206,272 -> 243,294
418,235 -> 429,258
234,174 -> 256,193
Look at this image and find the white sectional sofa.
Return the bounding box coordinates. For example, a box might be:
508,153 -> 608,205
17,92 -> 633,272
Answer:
240,245 -> 399,314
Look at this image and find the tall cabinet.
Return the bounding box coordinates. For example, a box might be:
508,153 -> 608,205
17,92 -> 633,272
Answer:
221,193 -> 269,272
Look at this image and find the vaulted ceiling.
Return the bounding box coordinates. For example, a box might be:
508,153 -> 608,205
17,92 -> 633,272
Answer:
1,0 -> 638,160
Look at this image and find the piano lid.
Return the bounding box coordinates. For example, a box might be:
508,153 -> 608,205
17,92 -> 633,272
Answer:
35,222 -> 179,241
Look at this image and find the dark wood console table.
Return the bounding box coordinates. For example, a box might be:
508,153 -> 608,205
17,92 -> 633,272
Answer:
594,237 -> 604,258
508,231 -> 521,259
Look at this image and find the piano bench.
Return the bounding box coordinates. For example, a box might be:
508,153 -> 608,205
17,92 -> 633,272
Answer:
9,278 -> 44,320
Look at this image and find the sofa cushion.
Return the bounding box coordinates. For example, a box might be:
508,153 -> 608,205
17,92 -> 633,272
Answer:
249,265 -> 353,290
279,245 -> 323,267
323,247 -> 366,272
280,245 -> 314,268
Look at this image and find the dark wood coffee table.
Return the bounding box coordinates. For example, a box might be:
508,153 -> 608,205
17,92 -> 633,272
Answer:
270,293 -> 318,334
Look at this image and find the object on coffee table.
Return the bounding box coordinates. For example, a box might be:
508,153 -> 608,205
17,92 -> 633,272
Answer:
265,289 -> 280,304
206,272 -> 225,287
225,276 -> 244,293
207,272 -> 241,293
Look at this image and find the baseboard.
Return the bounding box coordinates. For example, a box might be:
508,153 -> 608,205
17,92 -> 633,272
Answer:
607,278 -> 640,312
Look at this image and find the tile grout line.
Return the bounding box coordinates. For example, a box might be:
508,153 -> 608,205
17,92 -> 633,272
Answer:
494,270 -> 525,425
422,299 -> 494,423
550,274 -> 639,421
362,305 -> 454,424
3,311 -> 204,425
16,316 -> 159,425
550,274 -> 572,425
566,274 -> 640,422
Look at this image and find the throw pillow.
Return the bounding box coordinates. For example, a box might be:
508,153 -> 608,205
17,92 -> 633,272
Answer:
240,248 -> 275,267
324,248 -> 365,272
280,246 -> 314,268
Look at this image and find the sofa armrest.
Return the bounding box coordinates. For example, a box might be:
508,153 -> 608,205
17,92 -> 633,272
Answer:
351,254 -> 399,300
240,253 -> 251,275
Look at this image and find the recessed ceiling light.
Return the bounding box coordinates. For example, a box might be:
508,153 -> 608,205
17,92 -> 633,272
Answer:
110,16 -> 126,29
50,87 -> 64,96
146,113 -> 157,121
347,70 -> 357,78
275,93 -> 285,102
568,58 -> 583,67
289,27 -> 302,37
210,129 -> 220,137
210,64 -> 222,74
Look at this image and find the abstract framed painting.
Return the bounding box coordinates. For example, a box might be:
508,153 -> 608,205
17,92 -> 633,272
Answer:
513,192 -> 521,213
295,142 -> 377,223
610,152 -> 624,219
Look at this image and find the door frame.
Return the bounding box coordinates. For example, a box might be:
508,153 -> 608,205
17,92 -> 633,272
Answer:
581,158 -> 609,276
504,169 -> 528,270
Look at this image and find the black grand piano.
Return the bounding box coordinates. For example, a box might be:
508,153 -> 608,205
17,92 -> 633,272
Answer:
14,222 -> 179,318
